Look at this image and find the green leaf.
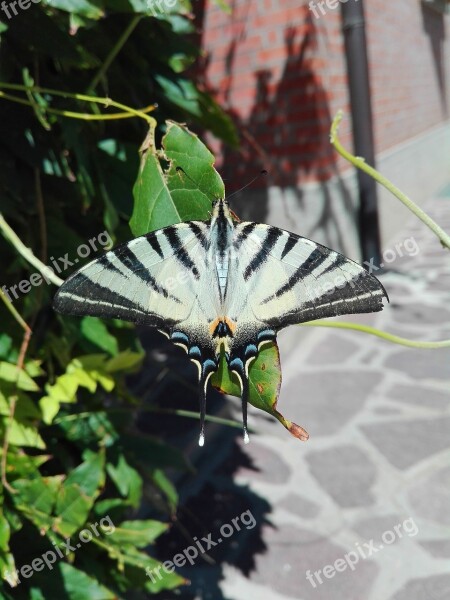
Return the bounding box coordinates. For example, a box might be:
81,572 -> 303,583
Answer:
129,121 -> 223,236
156,78 -> 238,146
0,362 -> 39,391
111,520 -> 168,548
13,476 -> 62,532
129,144 -> 179,236
65,451 -> 105,498
80,317 -> 119,356
7,419 -> 46,449
151,469 -> 178,513
211,343 -> 309,441
0,510 -> 11,552
105,350 -> 144,373
44,0 -> 105,20
36,562 -> 116,600
55,483 -> 92,537
106,453 -> 142,508
0,334 -> 13,360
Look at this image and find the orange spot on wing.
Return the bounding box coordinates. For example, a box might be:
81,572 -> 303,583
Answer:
209,317 -> 221,336
223,316 -> 237,335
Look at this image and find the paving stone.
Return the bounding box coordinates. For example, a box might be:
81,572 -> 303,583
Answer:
352,515 -> 415,542
235,440 -> 292,484
383,347 -> 450,380
282,371 -> 381,437
390,573 -> 450,600
390,303 -> 450,326
278,493 -> 321,520
373,406 -> 404,415
305,445 -> 376,508
305,335 -> 360,366
407,466 -> 450,526
360,417 -> 450,469
419,539 -> 450,558
252,524 -> 379,600
387,383 -> 450,409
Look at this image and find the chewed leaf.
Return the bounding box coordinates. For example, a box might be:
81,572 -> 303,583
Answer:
130,121 -> 223,236
211,343 -> 309,441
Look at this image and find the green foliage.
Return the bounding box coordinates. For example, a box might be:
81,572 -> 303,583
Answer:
0,1 -> 235,598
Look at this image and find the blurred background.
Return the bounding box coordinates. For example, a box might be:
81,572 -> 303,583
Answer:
0,1 -> 449,599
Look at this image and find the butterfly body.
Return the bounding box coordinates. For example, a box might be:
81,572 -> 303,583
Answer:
53,198 -> 388,445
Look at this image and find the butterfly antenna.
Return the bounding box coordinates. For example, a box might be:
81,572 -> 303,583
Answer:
225,170 -> 268,203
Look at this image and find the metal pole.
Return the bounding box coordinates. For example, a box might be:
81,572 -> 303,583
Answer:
341,1 -> 382,264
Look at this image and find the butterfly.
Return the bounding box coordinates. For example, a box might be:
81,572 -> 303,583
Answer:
53,198 -> 388,446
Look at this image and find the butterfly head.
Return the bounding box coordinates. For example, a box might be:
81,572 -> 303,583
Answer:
211,197 -> 232,223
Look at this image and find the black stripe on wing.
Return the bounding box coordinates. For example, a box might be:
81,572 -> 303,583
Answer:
243,227 -> 282,281
114,245 -> 180,302
263,247 -> 329,303
188,222 -> 209,250
280,233 -> 297,259
53,274 -> 177,329
163,227 -> 200,279
146,233 -> 164,259
233,223 -> 256,249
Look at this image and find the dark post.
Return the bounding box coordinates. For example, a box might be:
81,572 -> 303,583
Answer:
341,1 -> 382,264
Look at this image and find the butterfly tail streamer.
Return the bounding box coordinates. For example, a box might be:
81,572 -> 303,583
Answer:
241,373 -> 250,445
198,374 -> 208,447
198,363 -> 216,447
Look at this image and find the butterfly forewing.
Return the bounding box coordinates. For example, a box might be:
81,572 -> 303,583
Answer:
53,222 -> 212,332
228,223 -> 387,329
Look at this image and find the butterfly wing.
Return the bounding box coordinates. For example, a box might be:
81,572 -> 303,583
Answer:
222,222 -> 388,439
53,223 -> 208,330
53,221 -> 222,445
227,222 -> 387,331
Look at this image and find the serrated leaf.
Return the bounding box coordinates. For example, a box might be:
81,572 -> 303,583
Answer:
106,453 -> 142,507
7,419 -> 46,449
211,342 -> 309,441
34,562 -> 116,600
13,476 -> 62,532
0,362 -> 39,391
64,451 -> 105,499
55,483 -> 92,537
111,520 -> 168,547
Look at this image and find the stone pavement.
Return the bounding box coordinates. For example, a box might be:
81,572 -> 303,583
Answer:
217,186 -> 450,600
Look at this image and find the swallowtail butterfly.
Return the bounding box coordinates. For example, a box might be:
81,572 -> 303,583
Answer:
53,199 -> 388,445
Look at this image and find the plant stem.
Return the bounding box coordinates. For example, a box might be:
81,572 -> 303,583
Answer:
0,213 -> 63,287
330,110 -> 450,250
0,84 -> 157,125
87,15 -> 143,93
0,292 -> 32,494
300,320 -> 450,348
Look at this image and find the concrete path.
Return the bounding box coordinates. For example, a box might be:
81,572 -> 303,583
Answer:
218,186 -> 450,600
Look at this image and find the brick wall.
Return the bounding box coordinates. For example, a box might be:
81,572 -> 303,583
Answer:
197,0 -> 450,192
